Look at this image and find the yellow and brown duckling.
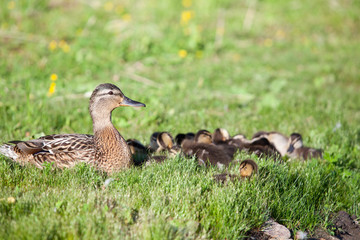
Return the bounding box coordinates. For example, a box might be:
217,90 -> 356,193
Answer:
213,159 -> 258,183
156,132 -> 180,156
212,128 -> 231,144
194,129 -> 213,144
127,139 -> 149,166
211,128 -> 239,159
287,133 -> 323,160
0,83 -> 145,174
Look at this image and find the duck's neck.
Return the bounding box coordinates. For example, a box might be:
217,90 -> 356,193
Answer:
90,109 -> 132,172
91,108 -> 114,133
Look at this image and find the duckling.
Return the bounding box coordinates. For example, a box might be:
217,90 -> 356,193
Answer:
156,132 -> 180,156
127,139 -> 149,166
211,128 -> 239,159
194,129 -> 213,144
175,132 -> 195,147
148,132 -> 160,153
181,138 -> 232,168
227,133 -> 280,159
212,128 -> 231,144
0,83 -> 145,174
251,131 -> 289,157
287,133 -> 323,160
213,159 -> 258,183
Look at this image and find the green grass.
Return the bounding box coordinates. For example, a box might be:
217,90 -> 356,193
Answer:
1,0 -> 359,239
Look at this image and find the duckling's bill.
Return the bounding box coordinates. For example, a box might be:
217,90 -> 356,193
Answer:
121,96 -> 146,107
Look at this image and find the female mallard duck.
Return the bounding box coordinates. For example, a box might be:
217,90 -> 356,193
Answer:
0,83 -> 145,174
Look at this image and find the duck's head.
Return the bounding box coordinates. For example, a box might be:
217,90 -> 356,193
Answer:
287,133 -> 303,153
89,83 -> 145,115
213,128 -> 230,143
239,159 -> 258,178
195,130 -> 212,144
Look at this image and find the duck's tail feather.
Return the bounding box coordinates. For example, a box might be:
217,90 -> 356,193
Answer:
0,144 -> 18,160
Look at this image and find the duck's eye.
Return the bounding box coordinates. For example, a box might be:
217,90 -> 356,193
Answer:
108,91 -> 114,95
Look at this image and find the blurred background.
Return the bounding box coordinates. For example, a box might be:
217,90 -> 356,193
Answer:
0,0 -> 359,164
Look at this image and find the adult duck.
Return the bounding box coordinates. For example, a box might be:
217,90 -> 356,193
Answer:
0,83 -> 145,174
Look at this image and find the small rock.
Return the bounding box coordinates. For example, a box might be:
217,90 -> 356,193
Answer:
296,231 -> 308,240
262,219 -> 291,240
102,178 -> 114,189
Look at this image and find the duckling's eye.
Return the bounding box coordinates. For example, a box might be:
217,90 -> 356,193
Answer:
108,91 -> 114,95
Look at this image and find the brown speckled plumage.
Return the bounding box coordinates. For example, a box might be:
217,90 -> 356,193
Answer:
0,83 -> 145,174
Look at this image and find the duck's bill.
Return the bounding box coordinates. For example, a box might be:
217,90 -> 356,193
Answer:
287,144 -> 295,153
121,96 -> 146,107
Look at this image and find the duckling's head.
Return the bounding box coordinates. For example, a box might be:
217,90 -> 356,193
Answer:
195,130 -> 212,144
157,132 -> 174,150
289,133 -> 303,149
239,159 -> 258,178
213,128 -> 230,143
89,83 -> 145,117
149,132 -> 160,152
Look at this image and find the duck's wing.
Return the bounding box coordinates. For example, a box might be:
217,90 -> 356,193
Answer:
3,134 -> 95,169
11,134 -> 94,155
39,134 -> 94,153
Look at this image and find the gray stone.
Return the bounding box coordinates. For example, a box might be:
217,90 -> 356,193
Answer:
262,219 -> 292,240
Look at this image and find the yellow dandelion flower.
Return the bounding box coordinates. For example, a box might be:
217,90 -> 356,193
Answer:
178,49 -> 188,58
48,40 -> 57,51
264,38 -> 273,47
122,13 -> 132,21
195,50 -> 203,59
104,1 -> 114,11
62,44 -> 70,53
182,0 -> 192,8
47,82 -> 56,97
115,5 -> 124,14
7,1 -> 15,10
181,10 -> 193,25
50,73 -> 58,81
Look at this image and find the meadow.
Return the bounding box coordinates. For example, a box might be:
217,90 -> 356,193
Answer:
0,0 -> 359,239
